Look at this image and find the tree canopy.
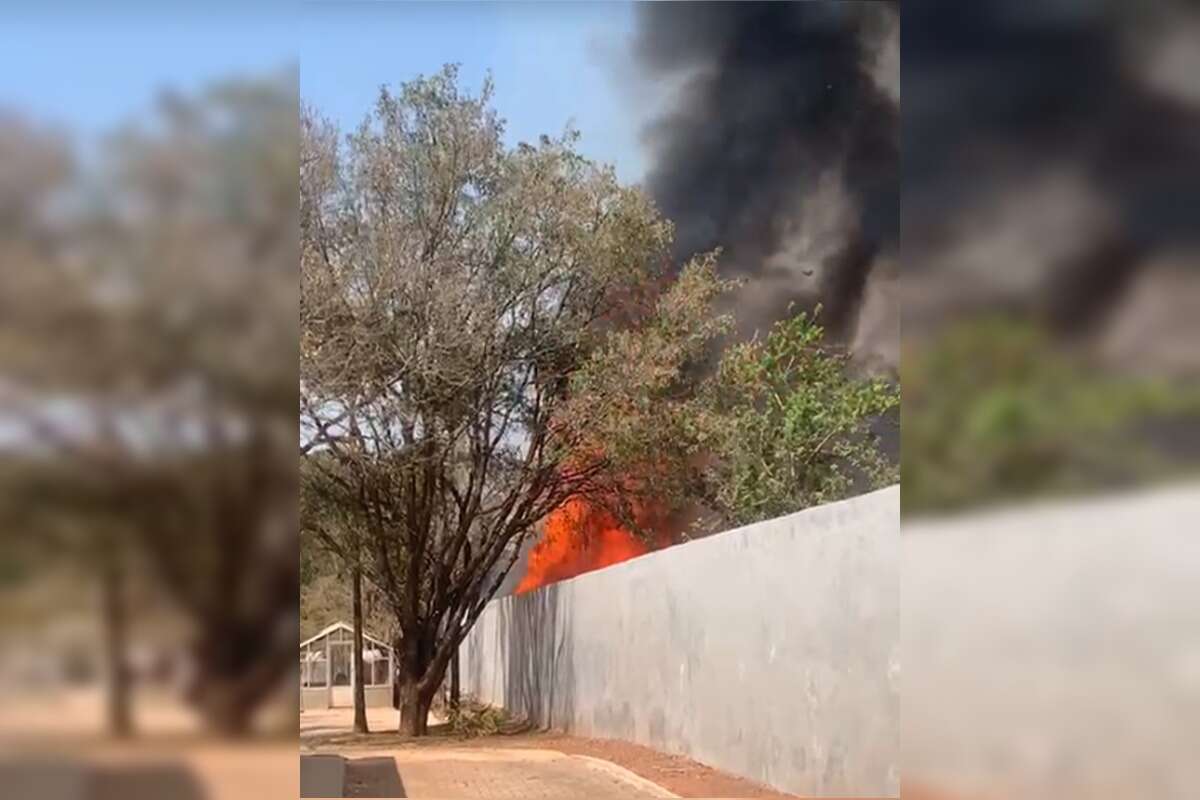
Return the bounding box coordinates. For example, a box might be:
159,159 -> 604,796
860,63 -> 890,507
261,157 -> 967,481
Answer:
301,65 -> 898,734
0,74 -> 299,734
707,309 -> 898,527
301,66 -> 736,732
902,317 -> 1200,514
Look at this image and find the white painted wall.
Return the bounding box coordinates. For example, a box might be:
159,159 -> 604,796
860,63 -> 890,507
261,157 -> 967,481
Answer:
904,483 -> 1200,799
461,486 -> 899,797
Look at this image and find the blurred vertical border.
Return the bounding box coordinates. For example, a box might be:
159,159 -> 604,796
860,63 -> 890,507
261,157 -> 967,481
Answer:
902,1 -> 1200,798
0,4 -> 298,799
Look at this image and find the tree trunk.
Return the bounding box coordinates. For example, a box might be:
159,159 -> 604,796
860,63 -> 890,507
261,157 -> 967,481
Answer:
397,678 -> 434,736
188,631 -> 294,737
195,687 -> 255,737
351,565 -> 369,734
100,549 -> 132,738
449,648 -> 460,713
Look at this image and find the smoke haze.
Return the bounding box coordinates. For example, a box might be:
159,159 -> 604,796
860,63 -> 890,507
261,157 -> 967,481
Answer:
904,0 -> 1200,366
633,1 -> 899,366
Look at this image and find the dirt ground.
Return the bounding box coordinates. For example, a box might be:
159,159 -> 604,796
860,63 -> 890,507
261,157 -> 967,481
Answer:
470,732 -> 802,799
1,739 -> 300,800
0,687 -> 298,800
1,690 -> 910,799
319,747 -> 677,799
301,706 -> 815,798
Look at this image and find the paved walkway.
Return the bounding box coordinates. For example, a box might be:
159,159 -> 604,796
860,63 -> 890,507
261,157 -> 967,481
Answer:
301,707 -> 676,798
302,749 -> 676,798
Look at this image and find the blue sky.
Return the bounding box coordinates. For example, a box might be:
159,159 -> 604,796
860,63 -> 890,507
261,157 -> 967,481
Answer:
0,5 -> 295,129
0,2 -> 648,182
299,2 -> 647,182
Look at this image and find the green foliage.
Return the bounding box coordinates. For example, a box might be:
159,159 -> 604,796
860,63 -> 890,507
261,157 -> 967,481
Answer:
557,253 -> 738,529
705,309 -> 899,526
566,268 -> 898,533
902,317 -> 1200,514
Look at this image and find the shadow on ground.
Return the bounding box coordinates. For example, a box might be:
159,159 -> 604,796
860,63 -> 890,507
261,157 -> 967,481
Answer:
343,756 -> 407,798
0,759 -> 206,800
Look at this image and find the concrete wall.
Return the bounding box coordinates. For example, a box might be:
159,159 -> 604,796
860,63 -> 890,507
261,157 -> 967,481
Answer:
904,483 -> 1200,800
461,486 -> 899,798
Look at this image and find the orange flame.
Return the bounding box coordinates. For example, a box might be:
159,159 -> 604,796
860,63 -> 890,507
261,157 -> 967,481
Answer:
515,496 -> 663,594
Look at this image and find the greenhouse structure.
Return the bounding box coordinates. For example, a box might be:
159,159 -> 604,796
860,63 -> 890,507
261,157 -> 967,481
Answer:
300,621 -> 394,710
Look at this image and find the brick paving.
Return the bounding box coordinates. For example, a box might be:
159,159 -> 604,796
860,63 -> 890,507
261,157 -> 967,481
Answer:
333,748 -> 675,798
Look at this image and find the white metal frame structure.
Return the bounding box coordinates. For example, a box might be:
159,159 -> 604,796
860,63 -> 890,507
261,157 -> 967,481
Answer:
299,621 -> 393,708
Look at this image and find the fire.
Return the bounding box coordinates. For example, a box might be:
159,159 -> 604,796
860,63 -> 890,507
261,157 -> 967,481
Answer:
515,496 -> 663,594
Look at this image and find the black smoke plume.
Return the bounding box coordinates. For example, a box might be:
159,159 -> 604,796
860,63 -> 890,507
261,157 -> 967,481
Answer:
904,0 -> 1200,339
634,1 -> 899,343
